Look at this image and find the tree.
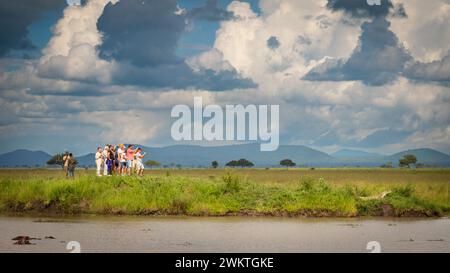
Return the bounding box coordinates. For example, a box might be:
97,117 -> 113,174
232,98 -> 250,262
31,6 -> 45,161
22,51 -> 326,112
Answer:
280,159 -> 296,169
47,153 -> 78,169
211,161 -> 219,169
399,154 -> 418,168
145,160 -> 161,169
237,158 -> 254,168
47,153 -> 65,168
225,160 -> 238,168
226,159 -> 254,168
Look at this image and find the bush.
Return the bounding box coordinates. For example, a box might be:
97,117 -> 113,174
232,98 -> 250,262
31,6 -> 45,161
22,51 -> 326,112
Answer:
169,198 -> 191,214
298,177 -> 314,193
391,185 -> 414,198
298,177 -> 331,194
343,185 -> 370,198
356,199 -> 382,216
222,173 -> 242,194
47,182 -> 86,212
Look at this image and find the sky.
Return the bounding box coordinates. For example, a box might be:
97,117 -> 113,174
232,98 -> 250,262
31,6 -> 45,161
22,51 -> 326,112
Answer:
0,0 -> 449,155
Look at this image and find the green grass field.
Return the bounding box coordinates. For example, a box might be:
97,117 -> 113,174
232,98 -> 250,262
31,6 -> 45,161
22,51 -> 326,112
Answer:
0,168 -> 449,217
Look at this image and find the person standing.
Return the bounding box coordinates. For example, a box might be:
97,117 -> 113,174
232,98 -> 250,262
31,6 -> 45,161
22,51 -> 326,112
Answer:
67,153 -> 76,179
95,147 -> 103,177
103,146 -> 110,176
106,146 -> 114,176
112,146 -> 119,175
63,152 -> 70,177
121,151 -> 127,176
135,148 -> 146,176
133,152 -> 138,175
125,144 -> 136,176
117,144 -> 125,175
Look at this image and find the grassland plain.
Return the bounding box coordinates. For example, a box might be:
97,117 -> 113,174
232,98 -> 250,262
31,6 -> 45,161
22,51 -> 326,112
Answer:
0,169 -> 449,217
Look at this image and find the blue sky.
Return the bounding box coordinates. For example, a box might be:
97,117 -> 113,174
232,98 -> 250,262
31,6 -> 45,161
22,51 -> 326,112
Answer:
0,0 -> 449,155
28,10 -> 63,49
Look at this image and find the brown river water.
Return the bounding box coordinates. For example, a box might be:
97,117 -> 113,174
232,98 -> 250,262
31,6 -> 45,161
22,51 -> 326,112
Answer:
0,216 -> 449,253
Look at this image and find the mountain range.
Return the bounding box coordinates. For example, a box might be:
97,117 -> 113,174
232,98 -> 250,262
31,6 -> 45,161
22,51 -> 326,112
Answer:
1,145 -> 449,168
331,149 -> 382,159
0,150 -> 54,168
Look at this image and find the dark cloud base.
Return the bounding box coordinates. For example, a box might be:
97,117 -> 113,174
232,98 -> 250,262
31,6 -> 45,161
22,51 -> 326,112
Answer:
305,1 -> 448,86
0,0 -> 65,57
326,0 -> 402,18
304,18 -> 412,86
96,0 -> 254,90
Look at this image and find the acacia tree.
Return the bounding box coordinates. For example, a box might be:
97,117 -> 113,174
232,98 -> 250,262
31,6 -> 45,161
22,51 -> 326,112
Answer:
280,159 -> 296,169
225,160 -> 238,168
47,153 -> 78,169
399,154 -> 418,168
145,160 -> 161,169
226,159 -> 254,168
239,159 -> 254,167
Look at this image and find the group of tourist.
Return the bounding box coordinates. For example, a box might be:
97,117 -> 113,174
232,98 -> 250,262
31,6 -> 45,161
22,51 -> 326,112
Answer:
95,144 -> 147,177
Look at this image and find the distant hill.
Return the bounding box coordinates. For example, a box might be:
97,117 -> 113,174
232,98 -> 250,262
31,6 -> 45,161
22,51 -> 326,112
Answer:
1,146 -> 449,168
329,149 -> 385,166
76,153 -> 96,167
385,148 -> 450,167
332,149 -> 383,159
0,150 -> 52,168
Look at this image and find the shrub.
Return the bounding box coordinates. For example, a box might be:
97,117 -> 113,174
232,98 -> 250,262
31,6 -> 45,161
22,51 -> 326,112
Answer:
222,173 -> 242,194
169,198 -> 191,214
391,185 -> 414,198
298,177 -> 331,194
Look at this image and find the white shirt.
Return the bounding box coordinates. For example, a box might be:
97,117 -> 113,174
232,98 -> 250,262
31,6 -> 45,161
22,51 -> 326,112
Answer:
117,148 -> 124,158
135,152 -> 143,163
95,151 -> 102,160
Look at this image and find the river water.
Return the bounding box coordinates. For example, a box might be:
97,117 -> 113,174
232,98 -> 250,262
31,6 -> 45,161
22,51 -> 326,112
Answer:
0,216 -> 449,253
